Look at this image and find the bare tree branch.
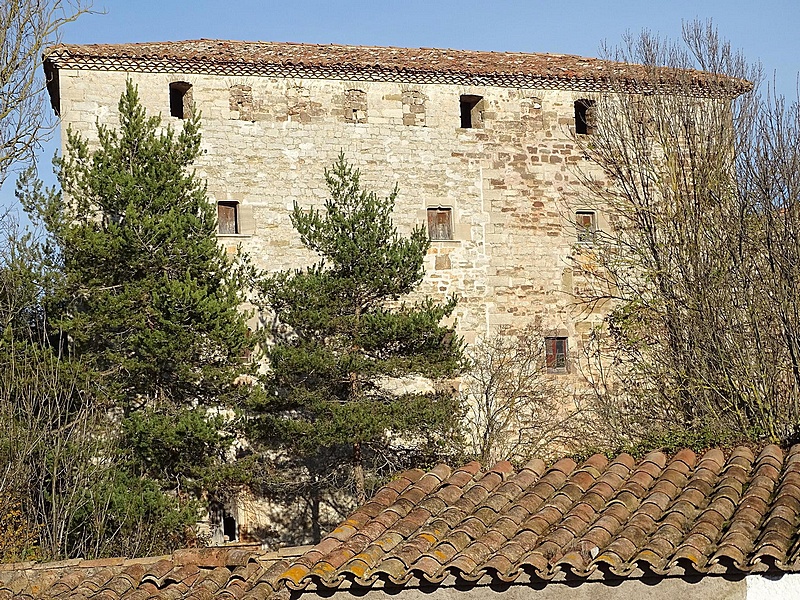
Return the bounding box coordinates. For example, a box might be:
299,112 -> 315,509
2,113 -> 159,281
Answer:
572,20 -> 800,448
0,0 -> 92,189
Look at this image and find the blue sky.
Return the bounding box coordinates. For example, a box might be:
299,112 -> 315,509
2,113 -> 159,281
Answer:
4,0 -> 799,212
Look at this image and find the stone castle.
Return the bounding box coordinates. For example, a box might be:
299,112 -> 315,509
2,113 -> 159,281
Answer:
43,39 -> 741,544
42,40 -> 644,375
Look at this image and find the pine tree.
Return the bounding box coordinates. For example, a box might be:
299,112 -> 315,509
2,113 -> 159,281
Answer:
256,154 -> 464,519
20,80 -> 255,546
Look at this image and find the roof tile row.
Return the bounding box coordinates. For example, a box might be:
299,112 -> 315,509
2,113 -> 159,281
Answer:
2,445 -> 800,598
44,40 -> 750,95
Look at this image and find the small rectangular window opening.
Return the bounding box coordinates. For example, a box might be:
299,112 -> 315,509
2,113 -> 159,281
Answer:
460,95 -> 483,129
218,201 -> 239,235
427,207 -> 453,241
170,82 -> 193,119
545,337 -> 568,372
576,210 -> 597,244
574,99 -> 596,135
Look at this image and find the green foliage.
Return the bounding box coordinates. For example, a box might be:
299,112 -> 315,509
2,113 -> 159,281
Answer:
10,80 -> 255,558
0,497 -> 40,563
255,154 -> 465,534
121,408 -> 230,489
69,468 -> 202,559
23,80 -> 254,412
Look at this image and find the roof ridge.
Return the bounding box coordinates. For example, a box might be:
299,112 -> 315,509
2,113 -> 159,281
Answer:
42,40 -> 751,98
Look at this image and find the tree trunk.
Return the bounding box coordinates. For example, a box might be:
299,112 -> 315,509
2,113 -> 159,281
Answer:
353,441 -> 365,505
311,480 -> 321,544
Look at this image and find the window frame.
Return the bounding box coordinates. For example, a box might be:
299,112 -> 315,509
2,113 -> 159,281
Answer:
574,99 -> 596,135
545,337 -> 568,373
575,210 -> 597,244
460,95 -> 484,129
427,207 -> 454,241
217,201 -> 240,235
169,81 -> 193,119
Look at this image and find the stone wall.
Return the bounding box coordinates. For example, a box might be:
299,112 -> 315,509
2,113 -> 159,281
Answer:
293,574 -> 748,600
55,68 -> 609,373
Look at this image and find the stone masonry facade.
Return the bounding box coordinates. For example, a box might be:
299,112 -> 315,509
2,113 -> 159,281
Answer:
42,39 -> 747,545
44,41 -> 633,374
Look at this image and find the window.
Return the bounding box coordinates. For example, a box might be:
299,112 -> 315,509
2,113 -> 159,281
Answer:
545,337 -> 568,372
460,95 -> 484,129
217,201 -> 239,234
169,81 -> 193,119
427,207 -> 453,241
576,210 -> 597,244
574,99 -> 596,135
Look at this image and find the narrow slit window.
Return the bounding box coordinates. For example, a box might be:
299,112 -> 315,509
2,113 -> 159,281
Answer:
460,95 -> 483,129
545,337 -> 568,372
427,207 -> 453,241
574,99 -> 596,135
170,81 -> 193,119
576,210 -> 597,244
218,201 -> 239,235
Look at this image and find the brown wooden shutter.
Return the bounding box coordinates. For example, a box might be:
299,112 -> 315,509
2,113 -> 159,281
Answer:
576,211 -> 595,243
545,338 -> 557,368
427,208 -> 452,240
218,202 -> 238,234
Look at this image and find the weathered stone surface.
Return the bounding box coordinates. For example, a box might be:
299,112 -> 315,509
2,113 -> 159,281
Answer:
54,68 -> 610,358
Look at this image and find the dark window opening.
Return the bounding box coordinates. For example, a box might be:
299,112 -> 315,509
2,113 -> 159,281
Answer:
460,95 -> 483,129
574,99 -> 596,135
218,201 -> 239,235
169,81 -> 193,119
545,337 -> 568,372
223,515 -> 238,542
576,210 -> 597,244
427,207 -> 453,241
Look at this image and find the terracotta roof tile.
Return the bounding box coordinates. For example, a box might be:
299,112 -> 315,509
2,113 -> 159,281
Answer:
43,40 -> 750,96
0,545 -> 290,599
7,445 -> 800,596
263,445 -> 800,591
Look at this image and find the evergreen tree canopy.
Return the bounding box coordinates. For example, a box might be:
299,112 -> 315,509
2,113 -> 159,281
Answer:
20,80 -> 254,497
256,154 -> 464,506
26,80 -> 253,411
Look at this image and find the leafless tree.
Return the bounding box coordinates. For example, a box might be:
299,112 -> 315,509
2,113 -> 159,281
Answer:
0,212 -> 121,561
461,327 -> 584,464
572,21 -> 800,447
0,0 -> 92,188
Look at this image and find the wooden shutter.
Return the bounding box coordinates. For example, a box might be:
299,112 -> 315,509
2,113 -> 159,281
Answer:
545,337 -> 567,370
576,211 -> 595,243
427,208 -> 452,240
218,202 -> 238,234
545,338 -> 557,369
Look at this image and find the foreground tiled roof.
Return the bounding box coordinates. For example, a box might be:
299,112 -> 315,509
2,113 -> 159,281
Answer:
0,545 -> 307,600
269,445 -> 800,591
0,545 -> 296,600
4,445 -> 799,598
44,40 -> 748,95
